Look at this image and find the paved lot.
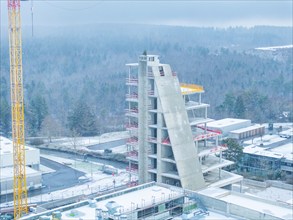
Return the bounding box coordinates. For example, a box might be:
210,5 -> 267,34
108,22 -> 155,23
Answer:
0,157 -> 85,204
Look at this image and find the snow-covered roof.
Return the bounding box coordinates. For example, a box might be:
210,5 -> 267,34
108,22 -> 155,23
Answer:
207,118 -> 250,128
0,136 -> 36,155
230,124 -> 265,134
198,187 -> 293,219
270,143 -> 293,161
26,183 -> 184,220
243,134 -> 287,147
94,184 -> 182,212
1,166 -> 41,179
220,194 -> 292,219
243,145 -> 284,159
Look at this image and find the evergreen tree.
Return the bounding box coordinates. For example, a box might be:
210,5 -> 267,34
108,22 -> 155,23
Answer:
234,95 -> 245,118
67,98 -> 98,136
222,138 -> 243,170
26,95 -> 48,136
0,97 -> 11,136
223,93 -> 236,116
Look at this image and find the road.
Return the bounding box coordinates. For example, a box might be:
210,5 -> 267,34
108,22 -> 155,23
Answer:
0,149 -> 127,205
0,157 -> 84,204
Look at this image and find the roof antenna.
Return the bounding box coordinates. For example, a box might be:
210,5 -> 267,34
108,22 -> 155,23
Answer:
31,0 -> 34,37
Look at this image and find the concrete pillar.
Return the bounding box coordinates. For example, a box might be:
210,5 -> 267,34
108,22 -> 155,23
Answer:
138,55 -> 149,183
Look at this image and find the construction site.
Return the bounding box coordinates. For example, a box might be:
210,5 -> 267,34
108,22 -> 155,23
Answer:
0,1 -> 293,220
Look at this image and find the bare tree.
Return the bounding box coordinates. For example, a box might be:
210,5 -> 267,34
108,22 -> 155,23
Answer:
40,115 -> 62,143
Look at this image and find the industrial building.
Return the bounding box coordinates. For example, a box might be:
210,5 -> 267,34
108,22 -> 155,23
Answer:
206,118 -> 252,137
21,182 -> 293,220
125,55 -> 242,191
0,136 -> 42,195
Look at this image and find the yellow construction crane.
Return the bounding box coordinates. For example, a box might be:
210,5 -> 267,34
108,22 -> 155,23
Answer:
7,0 -> 28,218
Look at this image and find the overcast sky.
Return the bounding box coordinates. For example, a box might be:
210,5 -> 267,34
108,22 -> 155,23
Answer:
0,1 -> 292,27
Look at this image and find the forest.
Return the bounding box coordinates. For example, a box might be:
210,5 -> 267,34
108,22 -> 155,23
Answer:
0,24 -> 292,137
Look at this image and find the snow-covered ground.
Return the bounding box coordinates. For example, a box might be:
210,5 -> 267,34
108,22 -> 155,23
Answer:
42,131 -> 129,154
0,152 -> 136,208
48,131 -> 129,147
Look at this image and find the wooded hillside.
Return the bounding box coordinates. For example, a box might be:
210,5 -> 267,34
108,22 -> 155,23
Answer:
0,24 -> 292,137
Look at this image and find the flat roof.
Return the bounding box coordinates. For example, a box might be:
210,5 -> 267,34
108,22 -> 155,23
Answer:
0,136 -> 36,155
230,124 -> 265,134
243,146 -> 284,159
270,143 -> 293,161
24,183 -> 184,220
1,166 -> 41,179
95,185 -> 182,212
243,134 -> 287,147
199,187 -> 293,220
206,118 -> 251,129
221,194 -> 292,219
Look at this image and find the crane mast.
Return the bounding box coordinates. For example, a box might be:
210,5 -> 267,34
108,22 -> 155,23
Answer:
7,0 -> 28,218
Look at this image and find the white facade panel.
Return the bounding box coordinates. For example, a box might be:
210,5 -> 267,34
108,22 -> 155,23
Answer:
0,136 -> 40,168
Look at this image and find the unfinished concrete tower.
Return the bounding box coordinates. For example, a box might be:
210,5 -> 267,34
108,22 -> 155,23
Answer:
126,55 -> 205,190
125,54 -> 242,191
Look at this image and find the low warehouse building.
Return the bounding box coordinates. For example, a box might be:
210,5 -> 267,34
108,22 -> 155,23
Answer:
0,136 -> 42,195
206,118 -> 251,136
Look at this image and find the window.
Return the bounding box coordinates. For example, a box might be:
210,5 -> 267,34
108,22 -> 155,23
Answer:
159,66 -> 164,76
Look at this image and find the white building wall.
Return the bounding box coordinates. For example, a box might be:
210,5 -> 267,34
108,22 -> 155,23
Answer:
0,168 -> 42,195
0,136 -> 40,168
0,148 -> 40,168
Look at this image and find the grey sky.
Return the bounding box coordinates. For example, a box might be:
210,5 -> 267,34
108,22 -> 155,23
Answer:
0,1 -> 292,27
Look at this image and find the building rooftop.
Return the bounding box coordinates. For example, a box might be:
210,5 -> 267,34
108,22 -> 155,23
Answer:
1,166 -> 41,179
22,182 -> 185,220
0,136 -> 36,155
243,145 -> 284,159
221,194 -> 292,219
198,187 -> 293,220
269,142 -> 293,161
243,134 -> 287,147
206,118 -> 251,129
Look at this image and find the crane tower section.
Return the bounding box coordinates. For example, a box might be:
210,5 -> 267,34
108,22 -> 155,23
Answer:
7,0 -> 28,218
